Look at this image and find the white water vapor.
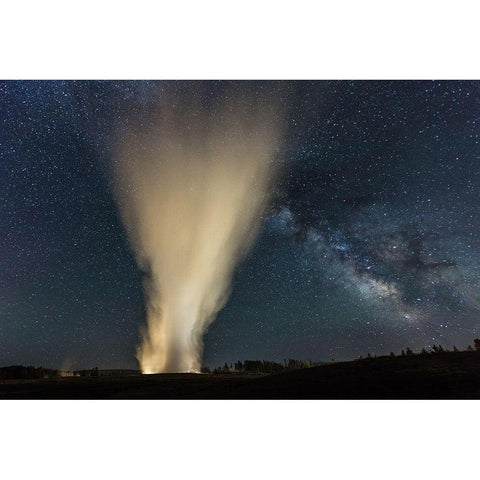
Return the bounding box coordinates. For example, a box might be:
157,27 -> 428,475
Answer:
112,88 -> 284,373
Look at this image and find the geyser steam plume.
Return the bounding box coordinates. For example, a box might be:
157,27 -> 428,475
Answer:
112,87 -> 284,373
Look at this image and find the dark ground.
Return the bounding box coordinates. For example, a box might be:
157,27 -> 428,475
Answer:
1,351 -> 478,399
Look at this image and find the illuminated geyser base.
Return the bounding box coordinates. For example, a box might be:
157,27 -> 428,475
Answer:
142,368 -> 201,375
113,89 -> 283,373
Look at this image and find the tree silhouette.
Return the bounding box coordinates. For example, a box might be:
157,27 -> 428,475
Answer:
0,365 -> 60,380
406,347 -> 413,356
474,338 -> 480,352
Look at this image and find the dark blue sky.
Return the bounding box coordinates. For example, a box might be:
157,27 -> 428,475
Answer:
1,80 -> 479,369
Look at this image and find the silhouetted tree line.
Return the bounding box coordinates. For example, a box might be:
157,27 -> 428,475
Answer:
74,367 -> 99,377
0,365 -> 101,380
357,338 -> 480,360
0,365 -> 59,380
207,358 -> 312,374
206,339 -> 480,374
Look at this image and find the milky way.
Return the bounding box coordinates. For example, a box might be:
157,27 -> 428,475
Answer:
1,81 -> 479,369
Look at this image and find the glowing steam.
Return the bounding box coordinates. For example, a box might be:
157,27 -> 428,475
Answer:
112,89 -> 284,373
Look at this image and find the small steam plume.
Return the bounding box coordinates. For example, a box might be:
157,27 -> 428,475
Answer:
112,85 -> 285,373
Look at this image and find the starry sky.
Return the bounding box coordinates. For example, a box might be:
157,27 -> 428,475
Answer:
1,80 -> 479,370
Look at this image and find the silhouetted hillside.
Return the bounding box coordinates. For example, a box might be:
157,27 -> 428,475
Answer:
1,350 -> 478,399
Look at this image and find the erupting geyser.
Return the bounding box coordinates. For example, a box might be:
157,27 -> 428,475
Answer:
112,86 -> 284,373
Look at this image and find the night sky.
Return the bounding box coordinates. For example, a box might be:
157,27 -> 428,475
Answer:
1,80 -> 479,370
